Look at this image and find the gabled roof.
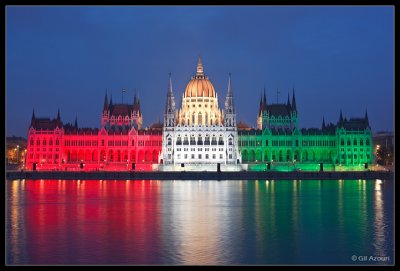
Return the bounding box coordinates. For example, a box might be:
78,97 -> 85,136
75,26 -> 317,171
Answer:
32,118 -> 61,130
267,104 -> 291,117
341,118 -> 370,131
110,104 -> 134,116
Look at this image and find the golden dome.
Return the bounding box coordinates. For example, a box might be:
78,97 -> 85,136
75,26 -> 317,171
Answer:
184,57 -> 216,98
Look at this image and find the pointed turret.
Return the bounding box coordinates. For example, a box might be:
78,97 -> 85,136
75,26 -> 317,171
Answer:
263,87 -> 267,110
55,108 -> 62,128
258,93 -> 263,116
74,115 -> 78,129
365,108 -> 369,127
339,109 -> 343,123
133,91 -> 138,110
322,116 -> 326,130
103,90 -> 108,111
291,88 -> 297,111
31,108 -> 36,126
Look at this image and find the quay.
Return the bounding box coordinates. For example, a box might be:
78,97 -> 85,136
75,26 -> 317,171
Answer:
6,170 -> 393,181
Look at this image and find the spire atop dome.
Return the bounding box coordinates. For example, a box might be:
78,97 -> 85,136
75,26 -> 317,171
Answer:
196,55 -> 204,75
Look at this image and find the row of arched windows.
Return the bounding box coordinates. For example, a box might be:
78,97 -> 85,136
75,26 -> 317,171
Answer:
340,138 -> 370,146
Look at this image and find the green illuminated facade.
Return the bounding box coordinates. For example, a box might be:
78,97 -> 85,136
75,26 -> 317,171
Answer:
238,89 -> 373,168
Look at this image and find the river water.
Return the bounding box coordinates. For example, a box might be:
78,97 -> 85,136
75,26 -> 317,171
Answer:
6,179 -> 394,265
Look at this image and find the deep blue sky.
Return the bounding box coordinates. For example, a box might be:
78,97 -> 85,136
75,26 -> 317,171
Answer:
6,6 -> 394,137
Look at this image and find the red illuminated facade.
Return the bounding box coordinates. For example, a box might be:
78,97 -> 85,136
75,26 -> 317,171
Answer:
25,93 -> 163,171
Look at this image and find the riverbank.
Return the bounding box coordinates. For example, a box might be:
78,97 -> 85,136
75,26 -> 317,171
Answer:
6,170 -> 393,181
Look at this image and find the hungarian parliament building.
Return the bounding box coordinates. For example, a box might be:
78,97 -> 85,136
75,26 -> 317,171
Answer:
25,58 -> 373,171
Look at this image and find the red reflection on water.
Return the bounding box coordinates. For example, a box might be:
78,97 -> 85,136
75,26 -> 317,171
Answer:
23,180 -> 162,264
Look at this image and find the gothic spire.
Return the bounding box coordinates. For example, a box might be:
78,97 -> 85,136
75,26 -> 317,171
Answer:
224,73 -> 236,127
291,88 -> 297,111
133,90 -> 137,109
56,108 -> 62,128
365,108 -> 369,127
31,108 -> 36,126
74,115 -> 78,129
339,109 -> 343,123
322,116 -> 326,130
165,73 -> 176,114
258,93 -> 263,116
164,73 -> 176,127
263,87 -> 267,110
224,73 -> 235,113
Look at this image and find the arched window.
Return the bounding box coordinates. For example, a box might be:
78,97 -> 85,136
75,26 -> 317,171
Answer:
190,135 -> 196,145
205,113 -> 208,125
347,139 -> 351,146
198,113 -> 202,125
354,138 -> 357,145
211,135 -> 217,145
366,138 -> 370,145
341,139 -> 344,146
229,138 -> 233,145
360,139 -> 363,146
192,113 -> 195,125
167,138 -> 172,145
204,134 -> 210,145
197,135 -> 203,145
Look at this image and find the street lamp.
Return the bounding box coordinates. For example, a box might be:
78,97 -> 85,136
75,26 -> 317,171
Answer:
16,145 -> 20,164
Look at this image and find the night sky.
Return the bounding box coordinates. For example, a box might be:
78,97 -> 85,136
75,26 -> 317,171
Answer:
6,6 -> 394,138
